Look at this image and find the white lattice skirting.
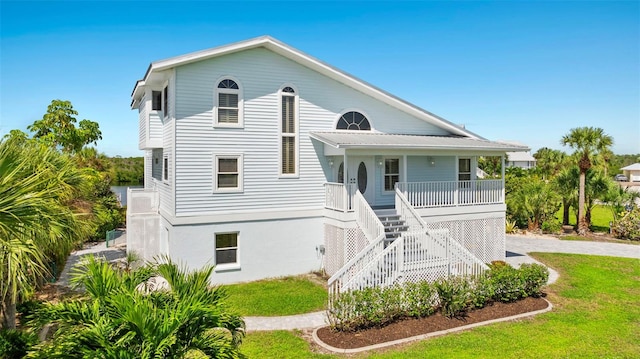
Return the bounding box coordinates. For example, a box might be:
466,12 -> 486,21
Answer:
423,216 -> 505,264
324,224 -> 369,277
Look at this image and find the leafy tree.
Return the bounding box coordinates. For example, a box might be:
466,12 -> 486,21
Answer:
477,156 -> 502,178
561,127 -> 613,235
31,257 -> 245,358
0,136 -> 89,329
27,100 -> 102,154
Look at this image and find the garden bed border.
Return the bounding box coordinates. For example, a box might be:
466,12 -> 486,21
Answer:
312,298 -> 553,354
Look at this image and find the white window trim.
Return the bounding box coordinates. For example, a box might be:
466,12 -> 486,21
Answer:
214,231 -> 240,271
278,84 -> 299,178
383,157 -> 400,192
213,154 -> 244,193
213,76 -> 244,128
161,82 -> 169,120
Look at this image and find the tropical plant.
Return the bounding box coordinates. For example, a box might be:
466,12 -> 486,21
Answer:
554,167 -> 578,225
506,176 -> 561,231
533,147 -> 567,180
561,127 -> 614,235
30,257 -> 245,358
0,136 -> 89,329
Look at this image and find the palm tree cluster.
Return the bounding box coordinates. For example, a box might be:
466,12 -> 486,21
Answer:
29,257 -> 245,358
506,126 -> 637,235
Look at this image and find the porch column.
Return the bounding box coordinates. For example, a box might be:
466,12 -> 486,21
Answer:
501,154 -> 505,202
402,155 -> 407,184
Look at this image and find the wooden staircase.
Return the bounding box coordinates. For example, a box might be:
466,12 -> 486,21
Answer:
375,209 -> 409,246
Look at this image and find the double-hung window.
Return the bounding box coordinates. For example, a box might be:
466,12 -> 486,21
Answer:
384,158 -> 400,191
214,154 -> 243,192
215,232 -> 238,267
215,78 -> 242,127
280,86 -> 297,176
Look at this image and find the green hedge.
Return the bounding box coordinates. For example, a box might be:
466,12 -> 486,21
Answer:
328,262 -> 549,332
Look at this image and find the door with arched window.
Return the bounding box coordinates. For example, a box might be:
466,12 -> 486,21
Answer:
347,156 -> 375,204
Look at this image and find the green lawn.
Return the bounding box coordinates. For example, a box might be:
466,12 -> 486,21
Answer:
241,254 -> 640,358
555,204 -> 614,232
225,275 -> 327,316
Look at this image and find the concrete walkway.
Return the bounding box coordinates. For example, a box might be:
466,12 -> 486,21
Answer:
245,235 -> 640,331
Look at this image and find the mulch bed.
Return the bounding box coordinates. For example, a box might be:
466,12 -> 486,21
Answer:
316,296 -> 549,349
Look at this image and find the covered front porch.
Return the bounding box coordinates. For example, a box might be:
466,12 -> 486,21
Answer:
311,131 -> 520,214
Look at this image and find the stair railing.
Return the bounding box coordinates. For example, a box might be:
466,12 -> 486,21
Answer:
328,191 -> 386,300
395,187 -> 488,277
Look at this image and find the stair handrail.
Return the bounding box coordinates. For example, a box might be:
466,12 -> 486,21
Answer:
328,191 -> 386,297
395,187 -> 488,276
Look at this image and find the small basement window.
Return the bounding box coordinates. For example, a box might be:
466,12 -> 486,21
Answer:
215,232 -> 238,266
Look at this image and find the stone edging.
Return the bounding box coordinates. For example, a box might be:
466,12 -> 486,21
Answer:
312,298 -> 553,354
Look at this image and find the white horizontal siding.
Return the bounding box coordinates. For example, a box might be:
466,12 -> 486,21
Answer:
407,156 -> 456,182
174,48 -> 453,216
149,112 -> 163,145
157,71 -> 175,216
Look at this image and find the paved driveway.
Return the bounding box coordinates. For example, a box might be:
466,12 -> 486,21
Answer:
506,235 -> 640,259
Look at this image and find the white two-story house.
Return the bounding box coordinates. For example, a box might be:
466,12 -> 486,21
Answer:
128,36 -> 526,292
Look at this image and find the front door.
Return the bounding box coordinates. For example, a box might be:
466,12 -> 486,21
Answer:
347,156 -> 375,204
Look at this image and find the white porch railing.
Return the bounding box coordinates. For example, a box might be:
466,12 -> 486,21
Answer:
395,188 -> 488,277
328,191 -> 386,299
324,182 -> 357,212
396,180 -> 503,209
127,188 -> 159,214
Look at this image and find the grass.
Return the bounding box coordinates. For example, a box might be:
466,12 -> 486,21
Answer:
225,275 -> 327,316
555,204 -> 614,232
241,254 -> 640,358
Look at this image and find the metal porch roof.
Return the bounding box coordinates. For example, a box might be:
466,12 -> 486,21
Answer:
310,132 -> 529,152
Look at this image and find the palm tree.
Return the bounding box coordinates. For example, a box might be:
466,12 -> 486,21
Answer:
554,167 -> 579,226
533,147 -> 567,180
0,136 -> 88,329
561,127 -> 613,235
32,257 -> 245,358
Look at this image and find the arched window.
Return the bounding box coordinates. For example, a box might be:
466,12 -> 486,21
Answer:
215,78 -> 243,127
336,111 -> 371,131
280,85 -> 298,175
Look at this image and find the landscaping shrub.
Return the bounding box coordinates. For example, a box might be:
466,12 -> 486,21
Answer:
0,329 -> 37,359
611,207 -> 640,241
541,219 -> 562,234
505,219 -> 519,234
328,263 -> 549,332
519,263 -> 550,297
403,281 -> 437,318
434,276 -> 473,318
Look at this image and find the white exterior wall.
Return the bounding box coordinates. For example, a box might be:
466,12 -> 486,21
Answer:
166,216 -> 325,284
173,48 -> 451,216
143,150 -> 153,189
138,94 -> 147,150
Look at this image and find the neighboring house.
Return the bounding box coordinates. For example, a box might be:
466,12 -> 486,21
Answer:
621,163 -> 640,182
502,141 -> 536,169
127,36 -> 527,291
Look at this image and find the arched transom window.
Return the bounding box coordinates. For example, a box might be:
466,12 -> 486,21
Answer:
336,111 -> 371,131
215,78 -> 242,127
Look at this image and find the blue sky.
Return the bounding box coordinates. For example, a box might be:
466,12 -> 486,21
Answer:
1,1 -> 638,157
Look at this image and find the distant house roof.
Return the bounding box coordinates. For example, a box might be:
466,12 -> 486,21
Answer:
310,132 -> 529,152
506,151 -> 536,162
621,163 -> 640,171
132,36 -> 481,139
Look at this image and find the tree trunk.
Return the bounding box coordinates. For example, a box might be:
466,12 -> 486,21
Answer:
1,296 -> 17,330
562,199 -> 570,225
578,170 -> 588,235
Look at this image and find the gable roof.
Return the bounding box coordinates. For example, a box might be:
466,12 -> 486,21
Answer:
310,131 -> 529,152
132,36 -> 482,139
